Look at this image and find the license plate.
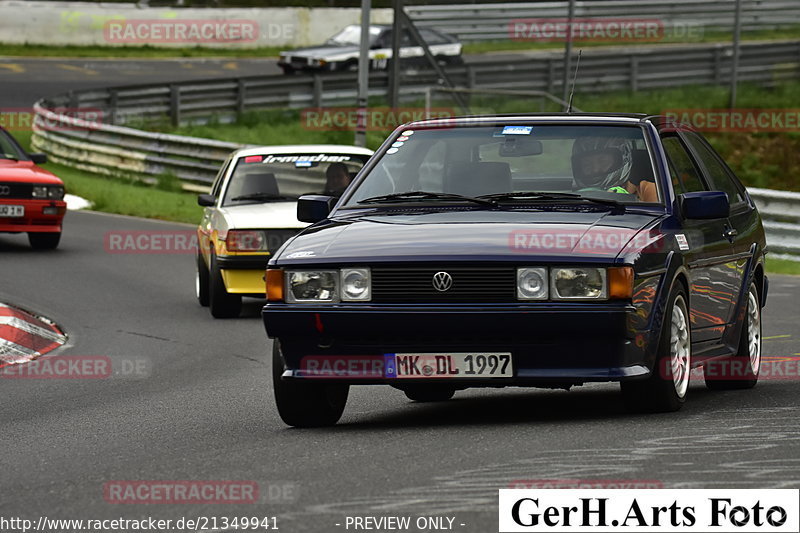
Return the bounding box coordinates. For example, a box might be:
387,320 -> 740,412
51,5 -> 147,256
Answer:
390,353 -> 513,379
0,205 -> 24,217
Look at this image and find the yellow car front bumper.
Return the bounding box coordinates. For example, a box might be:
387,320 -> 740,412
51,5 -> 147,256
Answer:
221,269 -> 267,295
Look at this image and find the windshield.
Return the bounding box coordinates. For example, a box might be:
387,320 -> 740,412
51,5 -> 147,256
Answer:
326,25 -> 382,46
342,124 -> 662,207
0,129 -> 24,161
222,153 -> 369,207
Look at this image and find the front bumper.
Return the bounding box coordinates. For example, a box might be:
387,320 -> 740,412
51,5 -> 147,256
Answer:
0,200 -> 66,232
264,302 -> 659,385
216,255 -> 269,295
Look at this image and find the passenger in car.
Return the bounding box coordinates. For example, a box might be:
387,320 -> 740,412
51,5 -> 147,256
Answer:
323,162 -> 352,197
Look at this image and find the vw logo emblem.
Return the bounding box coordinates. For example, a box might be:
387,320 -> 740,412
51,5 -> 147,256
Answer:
0,185 -> 9,196
432,271 -> 453,292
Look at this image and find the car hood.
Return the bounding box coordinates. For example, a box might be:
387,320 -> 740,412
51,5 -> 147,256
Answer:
0,160 -> 61,184
218,201 -> 307,230
276,209 -> 664,264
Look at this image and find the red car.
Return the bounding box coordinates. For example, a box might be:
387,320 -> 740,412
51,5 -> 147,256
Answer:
0,126 -> 66,249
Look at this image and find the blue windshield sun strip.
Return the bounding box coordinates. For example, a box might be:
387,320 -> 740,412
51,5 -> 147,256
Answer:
501,125 -> 533,135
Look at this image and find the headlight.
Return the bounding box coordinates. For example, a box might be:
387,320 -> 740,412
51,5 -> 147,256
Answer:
226,230 -> 267,252
341,268 -> 371,301
551,267 -> 607,300
517,267 -> 548,300
286,270 -> 338,302
32,185 -> 64,200
48,186 -> 65,200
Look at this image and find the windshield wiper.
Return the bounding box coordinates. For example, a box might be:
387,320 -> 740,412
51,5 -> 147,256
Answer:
358,191 -> 497,207
230,192 -> 290,202
477,191 -> 625,210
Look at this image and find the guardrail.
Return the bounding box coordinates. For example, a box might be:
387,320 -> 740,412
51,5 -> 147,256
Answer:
748,188 -> 800,259
407,0 -> 800,42
32,102 -> 247,191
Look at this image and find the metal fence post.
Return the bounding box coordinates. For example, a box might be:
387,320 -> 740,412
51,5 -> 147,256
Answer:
169,85 -> 181,127
108,90 -> 118,125
237,79 -> 246,115
312,75 -> 323,108
466,65 -> 476,89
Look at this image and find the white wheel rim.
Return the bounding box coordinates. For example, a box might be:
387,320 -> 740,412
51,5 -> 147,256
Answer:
195,270 -> 201,299
747,289 -> 761,374
670,295 -> 691,398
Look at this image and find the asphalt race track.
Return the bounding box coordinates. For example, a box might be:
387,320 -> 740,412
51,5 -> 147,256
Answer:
1,211 -> 799,531
0,57 -> 283,108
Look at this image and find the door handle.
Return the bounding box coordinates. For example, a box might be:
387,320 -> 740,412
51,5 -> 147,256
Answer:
723,228 -> 738,242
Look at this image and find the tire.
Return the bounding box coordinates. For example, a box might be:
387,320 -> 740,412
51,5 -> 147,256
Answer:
209,255 -> 241,318
704,281 -> 761,390
196,253 -> 210,307
28,232 -> 60,250
272,341 -> 349,428
621,283 -> 691,413
280,66 -> 296,75
402,385 -> 456,402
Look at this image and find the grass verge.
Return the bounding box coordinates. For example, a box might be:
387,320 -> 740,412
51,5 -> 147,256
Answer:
765,257 -> 800,276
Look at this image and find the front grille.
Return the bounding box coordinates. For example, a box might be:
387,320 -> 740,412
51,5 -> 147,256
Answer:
0,182 -> 32,199
371,265 -> 517,303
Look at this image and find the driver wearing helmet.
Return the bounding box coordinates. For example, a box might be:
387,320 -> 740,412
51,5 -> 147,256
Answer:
571,137 -> 658,202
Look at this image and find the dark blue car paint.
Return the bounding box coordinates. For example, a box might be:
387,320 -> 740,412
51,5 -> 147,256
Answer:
262,114 -> 768,388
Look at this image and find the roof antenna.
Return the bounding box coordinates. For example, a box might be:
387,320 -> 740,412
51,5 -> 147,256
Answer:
566,50 -> 582,114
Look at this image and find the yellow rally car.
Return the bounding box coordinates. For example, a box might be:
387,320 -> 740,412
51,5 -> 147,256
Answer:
196,145 -> 374,318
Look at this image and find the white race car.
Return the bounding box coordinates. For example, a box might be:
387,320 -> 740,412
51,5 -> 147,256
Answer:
196,145 -> 374,318
278,25 -> 463,74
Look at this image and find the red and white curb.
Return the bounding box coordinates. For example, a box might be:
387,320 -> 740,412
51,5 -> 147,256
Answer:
0,303 -> 67,367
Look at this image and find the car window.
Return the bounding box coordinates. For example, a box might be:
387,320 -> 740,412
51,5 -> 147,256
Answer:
211,157 -> 232,198
344,125 -> 661,205
661,136 -> 707,194
683,133 -> 745,205
419,29 -> 447,45
0,129 -> 24,161
222,153 -> 369,207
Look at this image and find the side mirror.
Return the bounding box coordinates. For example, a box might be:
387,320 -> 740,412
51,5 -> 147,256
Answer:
680,191 -> 730,220
29,153 -> 47,164
197,194 -> 216,207
297,195 -> 337,223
